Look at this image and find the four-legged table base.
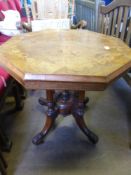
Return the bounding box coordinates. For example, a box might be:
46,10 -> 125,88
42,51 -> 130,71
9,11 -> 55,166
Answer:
32,90 -> 98,145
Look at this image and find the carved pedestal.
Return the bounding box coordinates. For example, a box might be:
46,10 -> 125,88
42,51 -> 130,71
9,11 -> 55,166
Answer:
32,90 -> 98,145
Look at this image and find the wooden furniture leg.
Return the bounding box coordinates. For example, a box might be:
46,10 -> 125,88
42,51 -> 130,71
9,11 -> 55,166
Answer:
0,159 -> 6,175
12,81 -> 24,111
73,91 -> 98,144
32,90 -> 58,145
34,90 -> 98,145
0,151 -> 7,175
0,151 -> 7,169
0,127 -> 12,152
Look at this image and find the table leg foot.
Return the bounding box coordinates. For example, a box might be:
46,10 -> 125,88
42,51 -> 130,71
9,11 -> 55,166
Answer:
74,117 -> 98,144
32,116 -> 55,145
32,132 -> 45,145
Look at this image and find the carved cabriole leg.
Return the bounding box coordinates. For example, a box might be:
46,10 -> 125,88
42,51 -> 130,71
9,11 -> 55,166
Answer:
73,91 -> 99,144
32,90 -> 58,145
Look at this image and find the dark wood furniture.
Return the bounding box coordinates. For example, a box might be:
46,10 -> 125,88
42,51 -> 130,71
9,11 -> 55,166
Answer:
98,0 -> 131,85
0,72 -> 24,175
0,30 -> 131,146
0,150 -> 7,175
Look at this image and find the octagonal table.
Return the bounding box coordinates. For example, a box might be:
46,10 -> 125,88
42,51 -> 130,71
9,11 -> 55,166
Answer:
0,30 -> 131,145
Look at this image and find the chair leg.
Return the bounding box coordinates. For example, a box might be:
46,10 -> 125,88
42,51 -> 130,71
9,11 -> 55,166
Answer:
0,151 -> 7,175
0,159 -> 6,175
12,82 -> 24,111
0,127 -> 12,152
17,84 -> 27,100
0,151 -> 7,168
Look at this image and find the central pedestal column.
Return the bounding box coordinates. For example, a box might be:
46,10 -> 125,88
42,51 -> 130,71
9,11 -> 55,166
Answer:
32,90 -> 98,145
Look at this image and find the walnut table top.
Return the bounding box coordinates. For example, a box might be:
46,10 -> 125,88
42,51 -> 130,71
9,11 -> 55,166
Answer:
0,30 -> 131,90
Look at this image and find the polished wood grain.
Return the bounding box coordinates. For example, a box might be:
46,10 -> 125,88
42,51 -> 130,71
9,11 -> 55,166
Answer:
0,30 -> 131,90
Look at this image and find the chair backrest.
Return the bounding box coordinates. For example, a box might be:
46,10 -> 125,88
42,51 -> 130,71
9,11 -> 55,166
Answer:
98,0 -> 131,46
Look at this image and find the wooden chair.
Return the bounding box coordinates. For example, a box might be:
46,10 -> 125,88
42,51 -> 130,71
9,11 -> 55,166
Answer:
98,0 -> 131,85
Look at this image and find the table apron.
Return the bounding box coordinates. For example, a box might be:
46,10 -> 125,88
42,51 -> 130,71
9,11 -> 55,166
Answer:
23,80 -> 107,91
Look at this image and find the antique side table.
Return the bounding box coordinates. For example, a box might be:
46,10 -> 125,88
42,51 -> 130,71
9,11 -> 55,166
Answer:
0,30 -> 131,145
